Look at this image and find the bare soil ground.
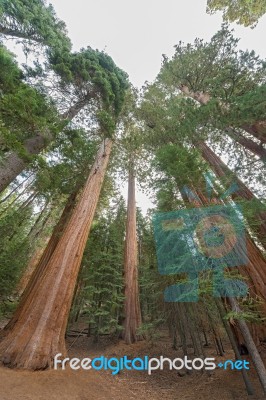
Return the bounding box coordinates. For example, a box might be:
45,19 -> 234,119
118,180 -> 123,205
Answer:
0,330 -> 266,400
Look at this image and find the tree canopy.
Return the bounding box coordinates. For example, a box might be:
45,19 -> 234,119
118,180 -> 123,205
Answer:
0,0 -> 71,50
207,0 -> 266,27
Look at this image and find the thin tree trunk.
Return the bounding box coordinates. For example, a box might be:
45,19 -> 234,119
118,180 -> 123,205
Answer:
15,203 -> 56,296
3,186 -> 82,333
182,185 -> 266,343
15,246 -> 46,298
26,201 -> 49,238
122,169 -> 142,344
0,26 -> 43,43
0,139 -> 112,369
215,298 -> 254,395
0,181 -> 34,218
225,127 -> 266,160
228,297 -> 266,394
179,85 -> 266,144
0,172 -> 34,204
197,141 -> 266,248
0,98 -> 90,194
176,304 -> 189,355
203,301 -> 224,356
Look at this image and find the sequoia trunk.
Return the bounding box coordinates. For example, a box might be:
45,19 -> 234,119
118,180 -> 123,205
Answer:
0,98 -> 90,194
122,169 -> 142,344
197,141 -> 266,248
179,85 -> 266,145
0,139 -> 112,369
187,186 -> 266,342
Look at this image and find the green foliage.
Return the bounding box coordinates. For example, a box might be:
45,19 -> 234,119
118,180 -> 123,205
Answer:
0,45 -> 22,91
155,144 -> 208,187
74,196 -> 127,338
49,47 -> 129,118
160,25 -> 266,100
0,45 -> 60,160
33,128 -> 98,198
207,0 -> 266,27
0,201 -> 33,300
0,0 -> 71,50
140,26 -> 266,202
96,110 -> 116,138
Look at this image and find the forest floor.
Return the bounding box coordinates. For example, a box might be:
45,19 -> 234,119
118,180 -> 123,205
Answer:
0,326 -> 266,400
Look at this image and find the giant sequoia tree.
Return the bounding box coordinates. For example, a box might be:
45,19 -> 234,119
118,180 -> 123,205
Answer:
0,4 -> 129,367
139,26 -> 266,350
0,43 -> 128,193
122,166 -> 143,344
160,26 -> 266,145
0,77 -> 128,368
0,138 -> 113,368
140,27 -> 266,248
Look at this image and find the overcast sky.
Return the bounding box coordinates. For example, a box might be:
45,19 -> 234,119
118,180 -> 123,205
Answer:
49,0 -> 266,88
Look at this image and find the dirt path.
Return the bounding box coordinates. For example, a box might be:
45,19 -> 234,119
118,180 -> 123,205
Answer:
0,334 -> 265,400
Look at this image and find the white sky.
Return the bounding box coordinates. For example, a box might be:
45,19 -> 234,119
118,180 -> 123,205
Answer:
48,0 -> 266,213
49,0 -> 266,88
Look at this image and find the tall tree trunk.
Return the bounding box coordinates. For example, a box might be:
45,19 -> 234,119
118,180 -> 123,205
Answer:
15,246 -> 47,298
0,181 -> 34,218
122,169 -> 142,344
4,187 -> 81,332
242,122 -> 266,145
197,141 -> 266,248
0,172 -> 34,204
0,97 -> 90,194
225,127 -> 266,160
215,298 -> 254,395
15,204 -> 58,297
228,297 -> 266,394
179,85 -> 266,145
187,186 -> 266,343
0,138 -> 112,369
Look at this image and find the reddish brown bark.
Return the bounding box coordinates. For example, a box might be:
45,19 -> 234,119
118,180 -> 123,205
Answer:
15,246 -> 47,298
122,169 -> 142,344
242,122 -> 266,145
0,139 -> 112,369
0,97 -> 93,194
197,141 -> 266,248
225,128 -> 266,160
189,188 -> 266,342
179,85 -> 266,146
3,187 -> 81,333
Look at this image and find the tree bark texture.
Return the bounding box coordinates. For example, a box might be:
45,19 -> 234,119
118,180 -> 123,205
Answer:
122,169 -> 142,344
179,85 -> 266,145
197,141 -> 266,248
0,138 -> 112,369
0,98 -> 90,194
188,187 -> 266,343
